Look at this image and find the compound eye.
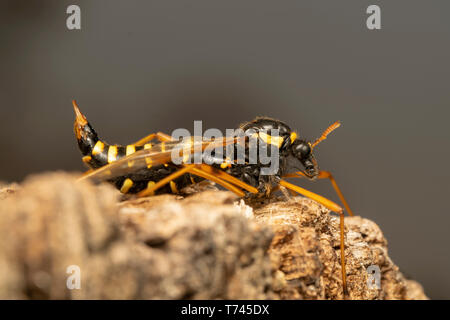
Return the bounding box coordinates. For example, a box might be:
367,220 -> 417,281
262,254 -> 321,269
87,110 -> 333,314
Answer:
294,143 -> 311,158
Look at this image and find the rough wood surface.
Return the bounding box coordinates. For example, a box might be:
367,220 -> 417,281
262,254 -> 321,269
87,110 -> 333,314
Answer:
0,172 -> 427,299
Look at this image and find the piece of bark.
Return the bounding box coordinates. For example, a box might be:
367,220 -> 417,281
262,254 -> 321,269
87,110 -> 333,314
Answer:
0,172 -> 427,299
253,198 -> 427,300
0,173 -> 273,299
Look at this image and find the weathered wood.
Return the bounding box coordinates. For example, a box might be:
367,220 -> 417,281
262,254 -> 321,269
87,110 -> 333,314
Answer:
0,172 -> 427,299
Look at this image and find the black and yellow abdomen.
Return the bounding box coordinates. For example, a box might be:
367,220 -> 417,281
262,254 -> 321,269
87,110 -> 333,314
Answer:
73,101 -> 192,195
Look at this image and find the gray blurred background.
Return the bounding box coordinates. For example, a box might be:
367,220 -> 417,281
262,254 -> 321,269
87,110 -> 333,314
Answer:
1,0 -> 449,299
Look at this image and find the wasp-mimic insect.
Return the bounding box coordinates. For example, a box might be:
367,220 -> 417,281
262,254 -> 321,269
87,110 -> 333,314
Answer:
72,100 -> 355,296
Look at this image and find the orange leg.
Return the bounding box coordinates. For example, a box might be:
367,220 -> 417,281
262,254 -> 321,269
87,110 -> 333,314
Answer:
283,170 -> 354,216
138,164 -> 247,197
133,132 -> 173,146
270,184 -> 299,197
279,179 -> 348,298
194,164 -> 258,194
189,167 -> 246,197
137,164 -> 194,197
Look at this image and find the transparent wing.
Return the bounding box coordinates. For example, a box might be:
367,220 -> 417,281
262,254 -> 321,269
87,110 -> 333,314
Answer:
79,136 -> 245,182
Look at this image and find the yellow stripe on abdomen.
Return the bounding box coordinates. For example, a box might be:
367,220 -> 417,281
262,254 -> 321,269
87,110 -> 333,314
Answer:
145,181 -> 156,195
126,145 -> 136,167
169,181 -> 178,193
143,144 -> 153,168
92,141 -> 105,155
120,178 -> 134,193
145,157 -> 152,168
107,145 -> 118,163
126,145 -> 136,156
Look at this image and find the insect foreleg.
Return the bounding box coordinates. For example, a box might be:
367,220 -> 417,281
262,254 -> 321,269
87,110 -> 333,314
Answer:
278,179 -> 348,298
283,171 -> 354,216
